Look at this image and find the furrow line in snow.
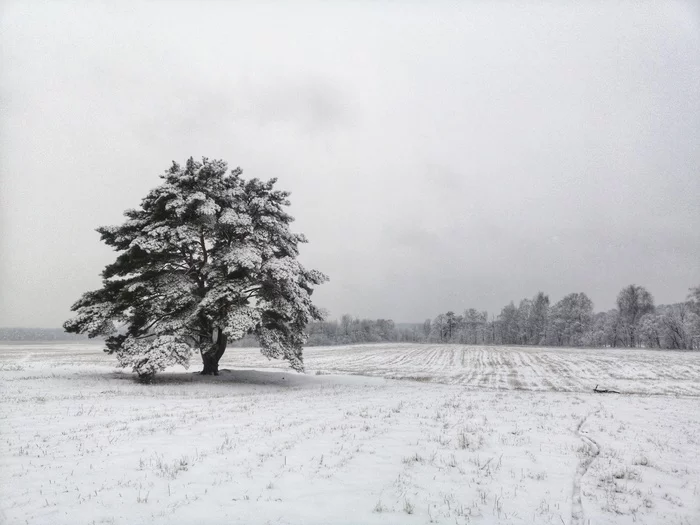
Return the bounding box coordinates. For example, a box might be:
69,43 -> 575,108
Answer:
571,407 -> 601,525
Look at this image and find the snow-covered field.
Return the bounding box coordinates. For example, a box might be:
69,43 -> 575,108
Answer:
232,344 -> 700,396
1,344 -> 699,525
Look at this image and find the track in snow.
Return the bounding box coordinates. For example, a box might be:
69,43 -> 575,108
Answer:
571,407 -> 602,525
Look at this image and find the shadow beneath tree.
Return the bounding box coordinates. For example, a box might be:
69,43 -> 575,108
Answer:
95,366 -> 392,390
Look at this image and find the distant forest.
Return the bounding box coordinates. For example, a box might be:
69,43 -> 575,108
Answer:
4,285 -> 699,350
298,284 -> 700,350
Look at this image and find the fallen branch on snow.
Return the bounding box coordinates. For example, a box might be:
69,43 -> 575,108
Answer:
593,384 -> 620,394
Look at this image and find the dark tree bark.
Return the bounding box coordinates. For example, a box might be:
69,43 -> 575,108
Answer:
200,329 -> 228,375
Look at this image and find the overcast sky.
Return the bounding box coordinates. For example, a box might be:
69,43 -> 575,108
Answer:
1,1 -> 699,328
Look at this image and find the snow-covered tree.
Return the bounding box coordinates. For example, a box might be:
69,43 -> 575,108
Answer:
547,292 -> 593,346
64,158 -> 327,378
688,286 -> 700,349
616,285 -> 655,347
639,303 -> 699,350
527,292 -> 550,345
462,308 -> 488,344
516,299 -> 532,345
688,286 -> 700,317
498,302 -> 519,345
429,314 -> 449,343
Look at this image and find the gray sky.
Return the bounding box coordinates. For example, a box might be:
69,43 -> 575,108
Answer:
1,1 -> 699,328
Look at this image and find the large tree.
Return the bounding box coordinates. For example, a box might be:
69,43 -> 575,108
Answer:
64,158 -> 327,378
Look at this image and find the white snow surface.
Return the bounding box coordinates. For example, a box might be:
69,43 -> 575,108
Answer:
1,343 -> 699,525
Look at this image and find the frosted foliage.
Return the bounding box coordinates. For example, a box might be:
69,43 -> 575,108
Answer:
164,195 -> 185,212
219,209 -> 251,229
196,198 -> 219,216
222,246 -> 261,272
306,269 -> 327,285
63,304 -> 116,338
198,284 -> 242,312
223,307 -> 261,340
264,257 -> 298,283
129,236 -> 165,253
258,327 -> 304,372
186,191 -> 206,205
117,336 -> 192,376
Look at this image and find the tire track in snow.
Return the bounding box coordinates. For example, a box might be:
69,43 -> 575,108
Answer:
571,407 -> 601,525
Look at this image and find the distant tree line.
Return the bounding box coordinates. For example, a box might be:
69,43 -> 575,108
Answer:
281,284 -> 700,350
229,316 -> 423,347
304,316 -> 422,345
425,285 -> 700,350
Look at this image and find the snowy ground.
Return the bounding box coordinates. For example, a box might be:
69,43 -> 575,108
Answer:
1,343 -> 699,525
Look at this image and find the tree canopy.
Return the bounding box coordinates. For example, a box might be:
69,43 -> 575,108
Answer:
64,157 -> 327,377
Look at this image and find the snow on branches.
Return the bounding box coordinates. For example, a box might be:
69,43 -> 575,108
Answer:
117,336 -> 192,377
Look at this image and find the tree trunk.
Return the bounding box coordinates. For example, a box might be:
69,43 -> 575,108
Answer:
200,328 -> 228,375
